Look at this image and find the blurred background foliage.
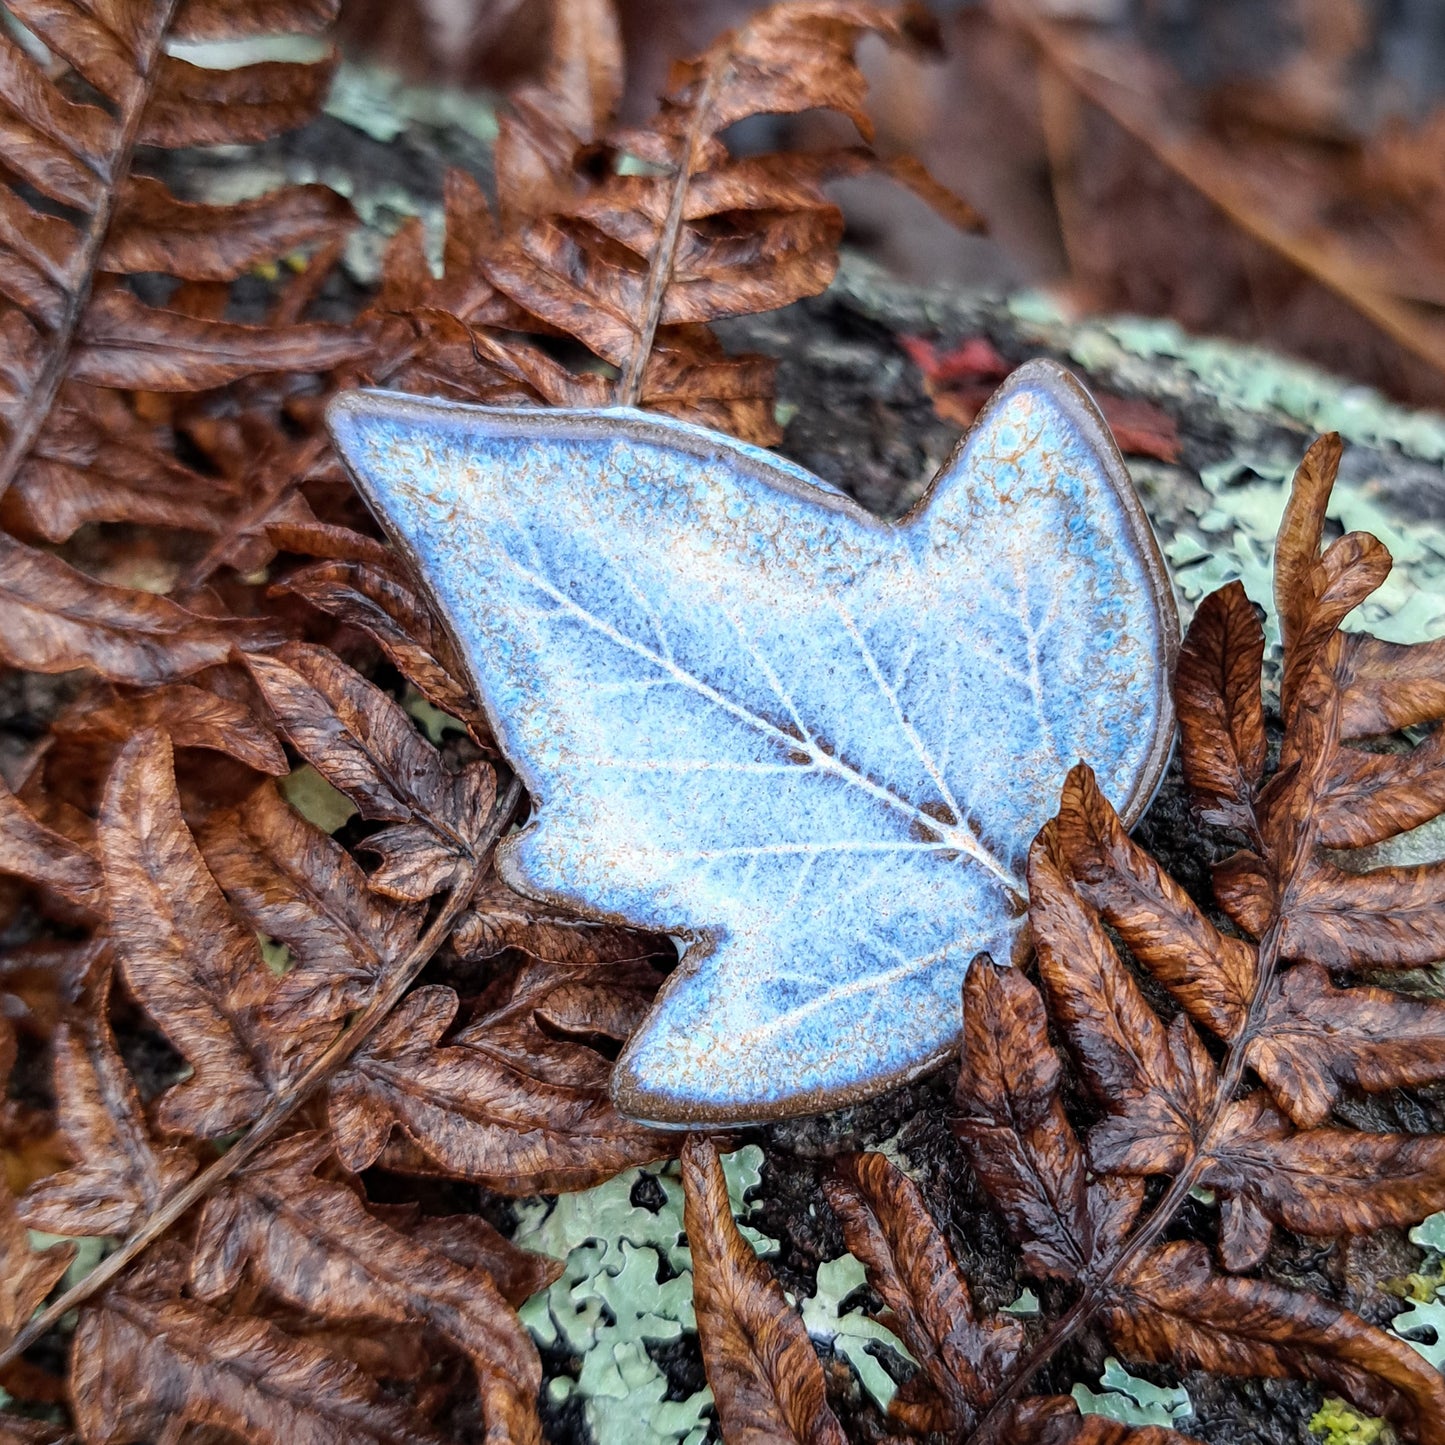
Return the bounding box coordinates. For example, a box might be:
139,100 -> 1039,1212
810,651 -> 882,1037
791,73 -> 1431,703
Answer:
339,0 -> 1445,409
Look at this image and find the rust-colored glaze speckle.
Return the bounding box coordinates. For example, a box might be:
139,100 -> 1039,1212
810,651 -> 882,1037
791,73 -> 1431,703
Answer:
327,361 -> 1178,1127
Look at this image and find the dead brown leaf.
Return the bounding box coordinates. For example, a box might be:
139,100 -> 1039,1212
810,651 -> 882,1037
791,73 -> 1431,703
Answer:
682,1134 -> 848,1445
200,778 -> 423,1045
328,981 -> 668,1192
191,1133 -> 544,1445
1174,581 -> 1267,833
247,644 -> 495,901
375,0 -> 977,444
952,426 -> 1445,1438
72,1246 -> 446,1445
18,961 -> 195,1239
0,534 -> 278,683
0,773 -> 101,922
955,955 -> 1140,1284
0,1181 -> 71,1343
1111,1242 -> 1445,1444
271,560 -> 480,724
451,873 -> 667,967
98,729 -> 282,1136
824,1151 -> 1023,1433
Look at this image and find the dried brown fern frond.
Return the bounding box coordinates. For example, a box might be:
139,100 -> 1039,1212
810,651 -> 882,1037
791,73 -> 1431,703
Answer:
0,532 -> 283,681
823,1151 -> 1025,1436
0,0 -> 370,686
374,0 -> 981,445
0,0 -> 363,534
932,432 -> 1445,1442
683,1134 -> 1198,1445
268,550 -> 484,726
69,1241 -> 451,1445
0,609 -> 668,1431
955,955 -> 1445,1444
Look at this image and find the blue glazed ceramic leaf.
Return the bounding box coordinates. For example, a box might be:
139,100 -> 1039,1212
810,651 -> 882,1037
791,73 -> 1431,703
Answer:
328,360 -> 1177,1126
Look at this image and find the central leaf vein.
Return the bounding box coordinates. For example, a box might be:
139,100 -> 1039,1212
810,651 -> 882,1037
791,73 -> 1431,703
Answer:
505,548 -> 1023,896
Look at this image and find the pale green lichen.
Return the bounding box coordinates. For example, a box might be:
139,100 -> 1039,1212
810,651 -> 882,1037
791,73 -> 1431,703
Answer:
1411,1213 -> 1445,1254
26,1231 -> 110,1297
514,1155 -> 734,1445
1071,1357 -> 1193,1429
256,934 -> 293,976
797,1254 -> 912,1411
1390,1215 -> 1445,1372
515,1147 -> 912,1445
1391,1298 -> 1445,1370
1006,293 -> 1445,464
1003,1287 -> 1041,1317
324,63 -> 500,149
403,685 -> 466,745
1164,453 -> 1445,655
167,33 -> 331,68
1099,315 -> 1445,463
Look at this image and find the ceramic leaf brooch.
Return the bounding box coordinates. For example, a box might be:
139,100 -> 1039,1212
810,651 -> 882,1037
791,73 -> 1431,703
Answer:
328,359 -> 1178,1126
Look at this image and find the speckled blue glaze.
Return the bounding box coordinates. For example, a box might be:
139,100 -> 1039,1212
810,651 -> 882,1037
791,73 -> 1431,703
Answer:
328,360 -> 1177,1126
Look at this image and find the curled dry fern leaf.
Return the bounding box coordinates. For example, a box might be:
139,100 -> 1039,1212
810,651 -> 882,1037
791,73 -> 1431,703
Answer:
372,0 -> 980,444
683,1134 -> 1198,1445
0,0 -> 360,674
939,433 -> 1445,1442
0,627 -> 663,1434
0,0 -> 355,501
0,0 -> 358,514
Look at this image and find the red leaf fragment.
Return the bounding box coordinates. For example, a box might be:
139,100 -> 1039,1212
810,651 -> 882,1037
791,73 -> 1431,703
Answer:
903,336 -> 1181,459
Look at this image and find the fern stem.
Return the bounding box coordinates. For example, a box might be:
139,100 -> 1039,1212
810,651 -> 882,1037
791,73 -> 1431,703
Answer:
180,434 -> 328,592
0,774 -> 526,1370
963,906 -> 1296,1441
615,58 -> 724,408
0,0 -> 183,502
